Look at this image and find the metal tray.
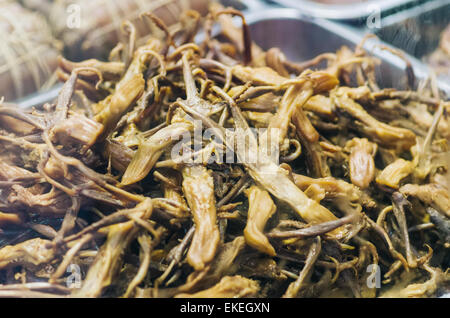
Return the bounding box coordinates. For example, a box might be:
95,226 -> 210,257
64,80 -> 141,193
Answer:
270,0 -> 418,21
375,0 -> 450,59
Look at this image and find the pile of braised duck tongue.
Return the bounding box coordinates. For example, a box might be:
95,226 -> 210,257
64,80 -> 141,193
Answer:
0,4 -> 449,298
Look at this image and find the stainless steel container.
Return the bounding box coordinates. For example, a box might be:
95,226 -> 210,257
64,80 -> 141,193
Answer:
270,0 -> 417,21
244,9 -> 449,95
376,0 -> 450,59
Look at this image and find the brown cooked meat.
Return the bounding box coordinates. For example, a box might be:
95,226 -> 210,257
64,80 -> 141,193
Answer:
0,3 -> 448,298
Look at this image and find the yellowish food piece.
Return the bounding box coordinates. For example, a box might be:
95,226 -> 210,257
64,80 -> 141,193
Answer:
376,158 -> 415,189
0,238 -> 54,270
243,111 -> 273,128
182,165 -> 220,271
0,212 -> 23,226
175,275 -> 260,298
94,73 -> 145,138
51,112 -> 104,148
225,91 -> 343,235
121,122 -> 193,185
231,65 -> 287,86
335,91 -> 417,151
160,169 -> 189,218
243,185 -> 277,256
0,3 -> 449,299
303,94 -> 334,117
75,199 -> 153,297
345,138 -> 377,189
400,183 -> 450,218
